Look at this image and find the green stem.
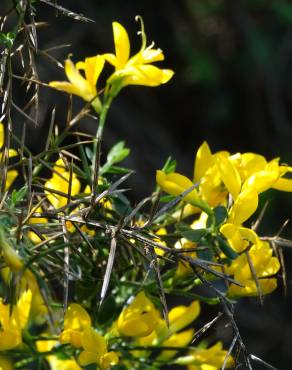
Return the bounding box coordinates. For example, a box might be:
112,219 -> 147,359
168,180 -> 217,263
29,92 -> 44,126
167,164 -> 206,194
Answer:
91,94 -> 113,178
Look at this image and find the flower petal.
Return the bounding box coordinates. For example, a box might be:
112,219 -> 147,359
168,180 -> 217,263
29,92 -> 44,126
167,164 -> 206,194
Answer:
112,22 -> 130,69
272,177 -> 292,192
216,155 -> 241,199
194,141 -> 214,182
78,350 -> 98,366
120,65 -> 174,86
228,188 -> 258,225
49,81 -> 81,96
169,301 -> 200,333
100,352 -> 119,370
0,123 -> 4,149
156,170 -> 198,203
81,328 -> 107,356
84,55 -> 105,88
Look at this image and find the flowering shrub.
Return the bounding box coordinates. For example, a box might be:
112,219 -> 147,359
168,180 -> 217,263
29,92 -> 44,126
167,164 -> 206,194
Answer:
0,2 -> 290,369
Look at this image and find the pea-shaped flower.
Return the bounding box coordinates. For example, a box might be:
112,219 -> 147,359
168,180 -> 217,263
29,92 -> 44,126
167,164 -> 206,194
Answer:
79,327 -> 119,370
60,303 -> 91,348
117,291 -> 159,337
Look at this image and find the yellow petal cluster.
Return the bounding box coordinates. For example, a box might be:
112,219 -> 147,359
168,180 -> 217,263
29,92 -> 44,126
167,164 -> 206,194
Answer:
49,19 -> 174,111
117,291 -> 160,337
104,21 -> 174,90
0,123 -> 18,190
176,342 -> 234,369
49,56 -> 104,112
60,303 -> 91,348
78,327 -> 119,370
0,289 -> 32,350
45,158 -> 81,209
60,303 -> 119,369
226,241 -> 280,297
124,293 -> 200,361
37,339 -> 82,370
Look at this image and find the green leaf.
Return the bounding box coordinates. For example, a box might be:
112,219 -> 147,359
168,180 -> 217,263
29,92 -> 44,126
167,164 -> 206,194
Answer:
162,156 -> 176,174
101,141 -> 130,174
159,194 -> 176,203
85,146 -> 93,161
10,186 -> 28,206
176,223 -> 207,242
107,141 -> 130,165
216,236 -> 238,260
0,32 -> 15,48
197,247 -> 214,262
213,206 -> 228,226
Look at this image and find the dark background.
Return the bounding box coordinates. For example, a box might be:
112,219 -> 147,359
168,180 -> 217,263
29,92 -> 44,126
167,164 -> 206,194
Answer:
3,0 -> 292,368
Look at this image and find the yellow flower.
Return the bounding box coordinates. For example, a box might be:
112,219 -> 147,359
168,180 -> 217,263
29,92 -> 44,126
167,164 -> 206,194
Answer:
0,122 -> 18,190
0,225 -> 48,316
175,212 -> 208,276
220,188 -> 259,253
0,289 -> 32,350
45,158 -> 81,209
60,303 -> 91,348
168,301 -> 200,335
175,342 -> 233,369
49,56 -> 105,112
37,339 -> 82,370
104,20 -> 174,91
0,356 -> 14,370
117,291 -> 159,337
158,329 -> 194,360
273,164 -> 292,191
134,300 -> 200,360
28,206 -> 48,244
226,240 -> 280,297
78,327 -> 119,370
156,170 -> 199,205
215,154 -> 241,200
154,227 -> 167,256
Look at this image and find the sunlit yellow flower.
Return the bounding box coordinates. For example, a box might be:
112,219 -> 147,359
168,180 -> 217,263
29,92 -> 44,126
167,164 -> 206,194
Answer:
226,240 -> 280,297
78,327 -> 119,370
216,154 -> 241,200
28,206 -> 48,244
0,225 -> 48,316
104,20 -> 174,92
0,356 -> 14,370
273,164 -> 292,191
154,227 -> 167,256
49,56 -> 105,112
220,188 -> 258,253
175,213 -> 208,276
117,291 -> 159,337
60,303 -> 91,348
230,152 -> 292,193
0,289 -> 32,350
37,339 -> 82,370
0,123 -> 18,189
168,300 -> 200,335
45,158 -> 81,209
175,342 -> 233,369
158,329 -> 194,360
134,300 -> 200,360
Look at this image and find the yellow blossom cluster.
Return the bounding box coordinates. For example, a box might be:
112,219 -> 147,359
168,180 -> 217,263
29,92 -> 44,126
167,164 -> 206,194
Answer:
49,20 -> 174,112
0,15 -> 290,370
156,141 -> 290,297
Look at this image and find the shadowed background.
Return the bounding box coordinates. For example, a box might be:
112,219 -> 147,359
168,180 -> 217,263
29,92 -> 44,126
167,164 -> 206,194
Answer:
3,0 -> 292,368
